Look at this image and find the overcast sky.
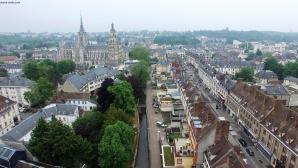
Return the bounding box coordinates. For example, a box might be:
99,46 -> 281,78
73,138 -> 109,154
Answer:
0,0 -> 298,32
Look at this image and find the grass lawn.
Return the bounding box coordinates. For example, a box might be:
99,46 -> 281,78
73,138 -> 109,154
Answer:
163,146 -> 175,166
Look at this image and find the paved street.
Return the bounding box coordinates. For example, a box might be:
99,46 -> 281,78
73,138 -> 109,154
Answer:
146,81 -> 162,168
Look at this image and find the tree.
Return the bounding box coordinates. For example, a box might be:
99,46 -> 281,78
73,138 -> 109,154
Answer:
104,105 -> 132,127
57,60 -> 76,74
264,57 -> 279,70
245,52 -> 255,61
24,78 -> 54,107
29,118 -> 93,168
129,47 -> 150,63
235,67 -> 254,82
126,75 -> 145,100
96,78 -> 114,113
116,72 -> 126,81
0,68 -> 8,77
22,59 -> 62,84
22,61 -> 40,81
256,49 -> 263,56
98,121 -> 134,168
284,60 -> 298,78
72,110 -> 105,143
38,63 -> 61,85
25,51 -> 33,59
108,81 -> 135,116
131,61 -> 150,86
72,110 -> 105,168
264,57 -> 285,80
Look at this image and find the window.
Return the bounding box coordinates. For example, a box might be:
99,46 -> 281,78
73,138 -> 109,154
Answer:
177,159 -> 182,164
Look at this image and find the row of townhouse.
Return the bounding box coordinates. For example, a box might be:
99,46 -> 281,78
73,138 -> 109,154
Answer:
226,81 -> 298,168
184,52 -> 235,106
184,51 -> 298,168
173,59 -> 248,168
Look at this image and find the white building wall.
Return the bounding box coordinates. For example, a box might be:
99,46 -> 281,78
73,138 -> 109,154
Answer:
0,86 -> 31,106
65,99 -> 96,111
0,103 -> 20,135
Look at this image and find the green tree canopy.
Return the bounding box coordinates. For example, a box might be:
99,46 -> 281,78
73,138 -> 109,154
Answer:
235,67 -> 255,82
245,52 -> 255,61
284,60 -> 298,78
131,60 -> 150,86
29,118 -> 93,168
57,60 -> 76,74
96,78 -> 114,113
104,105 -> 132,127
23,59 -> 76,85
98,121 -> 134,168
108,81 -> 135,116
129,47 -> 150,63
256,49 -> 263,56
264,57 -> 279,70
264,57 -> 285,80
24,77 -> 54,107
0,68 -> 8,77
22,61 -> 40,81
72,110 -> 105,143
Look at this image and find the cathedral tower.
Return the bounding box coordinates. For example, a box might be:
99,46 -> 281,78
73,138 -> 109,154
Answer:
77,14 -> 88,47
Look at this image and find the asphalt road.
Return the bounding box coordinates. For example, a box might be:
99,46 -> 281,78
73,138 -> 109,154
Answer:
146,81 -> 162,168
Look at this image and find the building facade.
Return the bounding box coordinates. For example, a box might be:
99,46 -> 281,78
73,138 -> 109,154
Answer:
226,81 -> 298,168
58,16 -> 128,66
0,77 -> 34,106
0,95 -> 20,136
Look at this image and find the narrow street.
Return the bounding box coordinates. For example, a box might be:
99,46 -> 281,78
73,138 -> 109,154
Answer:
186,63 -> 270,168
146,81 -> 162,168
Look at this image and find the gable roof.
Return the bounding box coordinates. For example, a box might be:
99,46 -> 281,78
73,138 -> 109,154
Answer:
255,70 -> 278,79
1,104 -> 78,142
66,66 -> 118,90
0,77 -> 34,87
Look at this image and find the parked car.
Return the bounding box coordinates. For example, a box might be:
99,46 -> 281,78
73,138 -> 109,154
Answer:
238,138 -> 247,147
156,121 -> 163,127
246,148 -> 255,156
156,122 -> 168,128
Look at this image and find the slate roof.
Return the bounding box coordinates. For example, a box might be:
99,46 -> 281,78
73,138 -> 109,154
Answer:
0,144 -> 24,161
261,85 -> 289,96
0,64 -> 22,69
1,104 -> 78,141
285,76 -> 298,84
66,66 -> 118,90
0,77 -> 34,87
205,137 -> 249,168
255,70 -> 278,79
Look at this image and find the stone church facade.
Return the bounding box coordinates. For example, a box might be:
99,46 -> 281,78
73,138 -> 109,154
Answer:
58,16 -> 128,66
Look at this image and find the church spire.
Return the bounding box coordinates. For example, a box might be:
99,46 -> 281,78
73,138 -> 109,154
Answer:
80,14 -> 85,32
110,22 -> 115,33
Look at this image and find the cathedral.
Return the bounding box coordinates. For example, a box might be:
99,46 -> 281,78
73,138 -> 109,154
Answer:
58,15 -> 128,66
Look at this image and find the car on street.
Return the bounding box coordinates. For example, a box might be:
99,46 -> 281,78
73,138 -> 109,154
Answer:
156,122 -> 168,128
246,148 -> 255,156
238,138 -> 247,147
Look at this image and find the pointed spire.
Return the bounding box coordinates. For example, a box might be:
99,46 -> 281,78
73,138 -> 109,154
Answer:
80,13 -> 85,32
110,22 -> 115,33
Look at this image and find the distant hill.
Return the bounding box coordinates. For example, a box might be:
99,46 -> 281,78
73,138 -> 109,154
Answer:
154,30 -> 298,45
